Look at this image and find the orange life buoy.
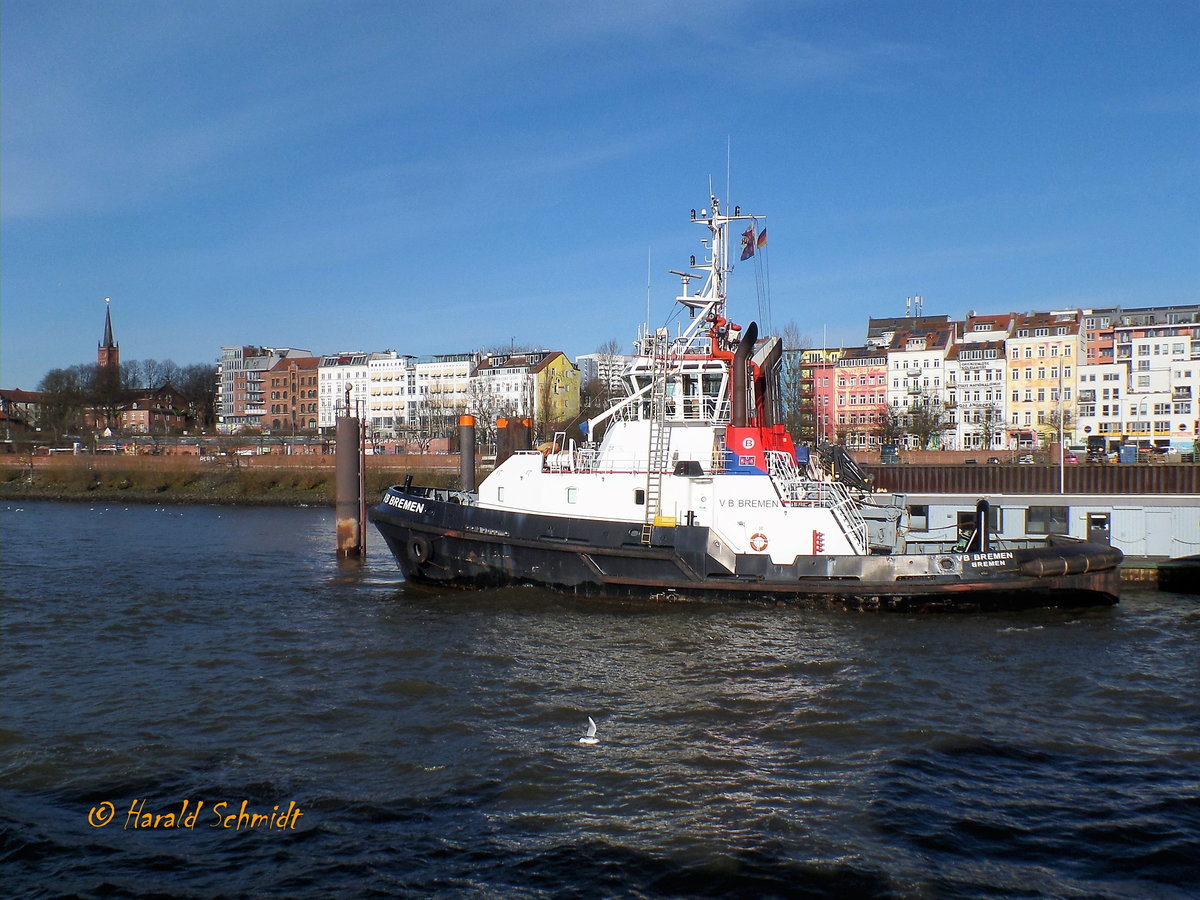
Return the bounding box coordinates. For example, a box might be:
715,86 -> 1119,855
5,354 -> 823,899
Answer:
750,533 -> 768,552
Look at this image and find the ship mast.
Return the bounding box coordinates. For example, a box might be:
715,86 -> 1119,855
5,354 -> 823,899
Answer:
673,195 -> 759,354
584,194 -> 761,436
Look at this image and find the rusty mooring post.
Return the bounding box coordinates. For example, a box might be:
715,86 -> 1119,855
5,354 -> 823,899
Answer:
335,392 -> 365,561
459,415 -> 477,492
495,417 -> 511,467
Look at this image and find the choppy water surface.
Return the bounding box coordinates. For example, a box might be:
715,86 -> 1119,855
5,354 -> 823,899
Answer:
2,501 -> 1198,898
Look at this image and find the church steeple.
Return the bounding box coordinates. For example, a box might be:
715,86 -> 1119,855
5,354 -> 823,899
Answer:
98,297 -> 119,370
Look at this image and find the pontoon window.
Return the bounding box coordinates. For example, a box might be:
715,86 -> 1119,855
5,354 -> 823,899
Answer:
907,505 -> 929,532
1026,506 -> 1069,535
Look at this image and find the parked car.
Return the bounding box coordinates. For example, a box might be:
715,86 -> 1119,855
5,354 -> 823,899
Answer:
987,457 -> 1001,465
1016,454 -> 1035,464
964,458 -> 978,465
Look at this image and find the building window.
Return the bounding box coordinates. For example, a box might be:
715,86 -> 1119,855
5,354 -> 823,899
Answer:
1027,506 -> 1069,535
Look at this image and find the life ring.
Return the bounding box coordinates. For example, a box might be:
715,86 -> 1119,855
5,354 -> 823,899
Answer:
406,535 -> 433,565
749,533 -> 768,552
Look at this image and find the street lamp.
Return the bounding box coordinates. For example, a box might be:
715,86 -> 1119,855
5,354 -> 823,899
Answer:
1058,362 -> 1065,494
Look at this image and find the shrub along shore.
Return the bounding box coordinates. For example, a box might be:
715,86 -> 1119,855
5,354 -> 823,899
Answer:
0,457 -> 465,506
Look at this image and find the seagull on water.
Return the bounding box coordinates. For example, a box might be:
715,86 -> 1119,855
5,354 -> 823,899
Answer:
579,716 -> 599,745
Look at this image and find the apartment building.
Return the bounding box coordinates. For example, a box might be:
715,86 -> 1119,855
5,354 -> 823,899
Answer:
1080,307 -> 1120,364
832,347 -> 887,449
317,352 -> 371,429
946,339 -> 1007,451
470,351 -> 580,432
366,351 -> 411,438
575,352 -> 635,391
1116,321 -> 1200,448
411,353 -> 476,428
886,326 -> 955,449
1005,312 -> 1081,448
793,348 -> 844,445
1075,361 -> 1129,443
264,355 -> 320,432
216,346 -> 314,433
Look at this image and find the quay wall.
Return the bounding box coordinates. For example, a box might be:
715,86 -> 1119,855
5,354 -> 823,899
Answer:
0,455 -> 467,506
865,464 -> 1200,495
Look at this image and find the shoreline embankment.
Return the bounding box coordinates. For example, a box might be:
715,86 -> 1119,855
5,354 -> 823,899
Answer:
0,454 -> 468,507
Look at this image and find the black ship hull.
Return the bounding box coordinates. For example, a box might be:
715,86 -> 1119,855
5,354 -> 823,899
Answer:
370,485 -> 1123,611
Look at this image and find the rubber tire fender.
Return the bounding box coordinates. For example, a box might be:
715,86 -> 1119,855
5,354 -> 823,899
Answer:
406,534 -> 433,565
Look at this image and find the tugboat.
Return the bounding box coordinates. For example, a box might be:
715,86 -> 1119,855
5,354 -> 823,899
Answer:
371,196 -> 1123,610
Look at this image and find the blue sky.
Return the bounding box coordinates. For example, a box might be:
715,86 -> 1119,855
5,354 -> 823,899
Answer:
3,0 -> 1197,389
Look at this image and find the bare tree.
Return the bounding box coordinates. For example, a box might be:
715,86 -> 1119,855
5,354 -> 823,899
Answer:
579,338 -> 627,422
778,322 -> 813,352
122,358 -> 186,390
775,322 -> 817,442
466,379 -> 506,444
878,405 -> 907,447
978,404 -> 1004,450
178,363 -> 217,429
158,360 -> 183,387
907,394 -> 947,449
121,360 -> 146,389
36,366 -> 91,438
89,362 -> 125,432
1045,407 -> 1074,444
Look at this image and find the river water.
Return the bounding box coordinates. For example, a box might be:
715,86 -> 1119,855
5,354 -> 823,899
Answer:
2,501 -> 1197,899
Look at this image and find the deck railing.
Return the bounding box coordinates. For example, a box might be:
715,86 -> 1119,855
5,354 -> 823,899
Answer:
765,450 -> 869,553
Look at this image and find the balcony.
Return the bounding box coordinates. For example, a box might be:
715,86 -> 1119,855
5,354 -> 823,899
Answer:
1173,387 -> 1192,400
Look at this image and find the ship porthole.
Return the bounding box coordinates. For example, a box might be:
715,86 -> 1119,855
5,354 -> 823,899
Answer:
407,535 -> 433,565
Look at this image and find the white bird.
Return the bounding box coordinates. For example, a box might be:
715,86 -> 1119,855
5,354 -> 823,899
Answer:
578,716 -> 599,745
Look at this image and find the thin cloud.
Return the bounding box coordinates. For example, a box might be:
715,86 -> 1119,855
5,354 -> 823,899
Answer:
748,32 -> 930,87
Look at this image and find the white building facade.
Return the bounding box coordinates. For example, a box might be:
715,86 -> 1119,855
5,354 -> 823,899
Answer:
1075,361 -> 1128,444
886,327 -> 955,449
945,340 -> 1007,451
1118,326 -> 1199,449
318,352 -> 371,429
575,352 -> 635,391
366,352 -> 411,438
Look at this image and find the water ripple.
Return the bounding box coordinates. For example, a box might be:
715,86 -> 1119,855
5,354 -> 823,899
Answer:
2,502 -> 1197,898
